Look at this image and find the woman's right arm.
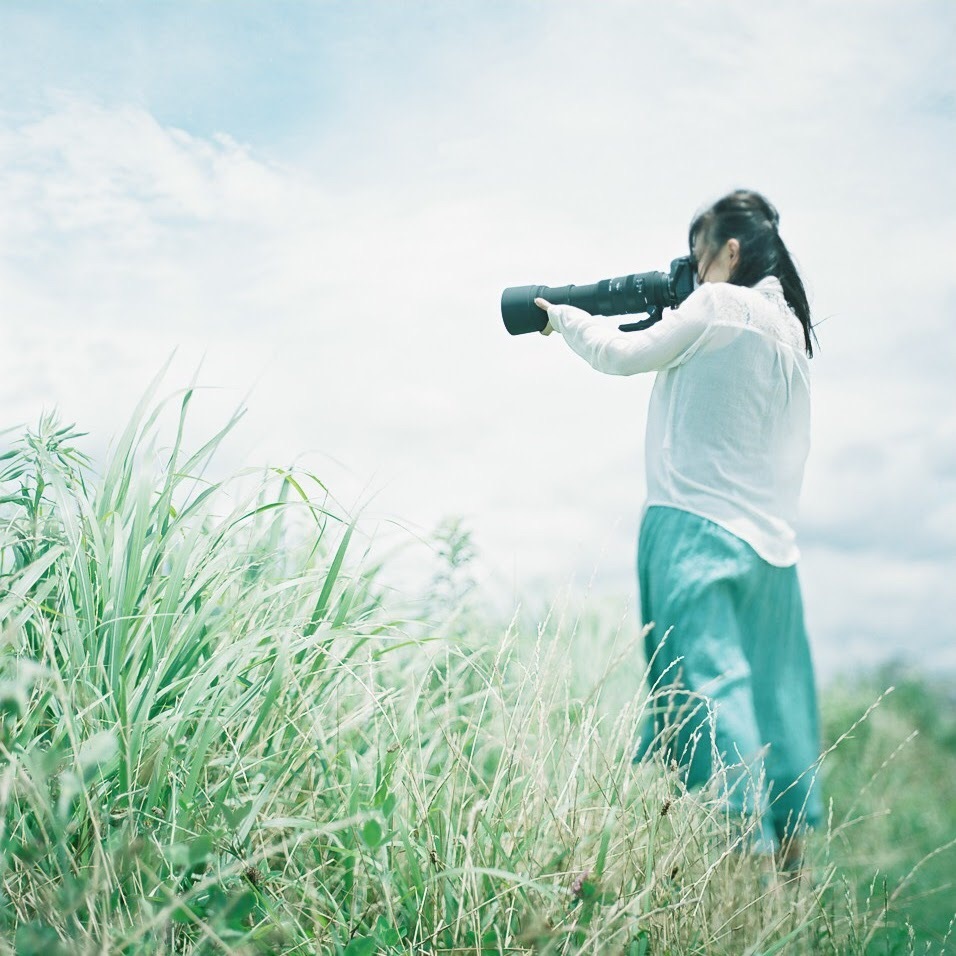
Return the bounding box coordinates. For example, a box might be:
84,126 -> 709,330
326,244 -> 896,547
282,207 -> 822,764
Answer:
542,284 -> 716,375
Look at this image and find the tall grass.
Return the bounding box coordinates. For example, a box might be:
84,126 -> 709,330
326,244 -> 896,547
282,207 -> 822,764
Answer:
1,386 -> 952,954
818,671 -> 956,953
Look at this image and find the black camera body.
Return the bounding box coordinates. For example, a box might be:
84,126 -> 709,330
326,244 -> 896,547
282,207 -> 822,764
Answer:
501,256 -> 696,335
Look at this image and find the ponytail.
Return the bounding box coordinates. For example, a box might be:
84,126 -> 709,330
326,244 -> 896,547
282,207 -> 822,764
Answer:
772,231 -> 815,357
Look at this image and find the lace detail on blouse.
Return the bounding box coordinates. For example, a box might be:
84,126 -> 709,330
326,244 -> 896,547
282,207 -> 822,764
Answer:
711,278 -> 805,352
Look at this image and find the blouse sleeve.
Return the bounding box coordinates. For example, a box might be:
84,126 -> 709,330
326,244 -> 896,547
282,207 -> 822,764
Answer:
545,283 -> 716,375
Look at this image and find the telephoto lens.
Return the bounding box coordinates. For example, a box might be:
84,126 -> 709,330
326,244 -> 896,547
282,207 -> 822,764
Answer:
501,257 -> 695,336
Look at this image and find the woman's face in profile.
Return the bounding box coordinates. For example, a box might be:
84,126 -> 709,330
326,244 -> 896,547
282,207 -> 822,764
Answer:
694,236 -> 739,284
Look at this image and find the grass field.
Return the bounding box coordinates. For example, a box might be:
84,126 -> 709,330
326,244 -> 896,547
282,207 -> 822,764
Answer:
1,386 -> 953,954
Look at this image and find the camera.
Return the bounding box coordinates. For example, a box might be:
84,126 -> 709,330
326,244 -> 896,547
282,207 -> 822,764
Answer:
500,256 -> 696,336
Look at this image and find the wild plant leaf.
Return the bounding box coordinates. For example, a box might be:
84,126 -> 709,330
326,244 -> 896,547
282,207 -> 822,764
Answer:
361,818 -> 383,848
343,938 -> 376,956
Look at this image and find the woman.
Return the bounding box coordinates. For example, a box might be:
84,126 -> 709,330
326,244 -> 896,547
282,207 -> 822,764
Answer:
536,190 -> 821,866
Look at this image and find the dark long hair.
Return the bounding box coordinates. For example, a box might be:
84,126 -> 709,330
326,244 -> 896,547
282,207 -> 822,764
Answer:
688,190 -> 816,357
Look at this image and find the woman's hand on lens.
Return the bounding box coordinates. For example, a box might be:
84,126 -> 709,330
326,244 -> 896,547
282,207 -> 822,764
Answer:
535,297 -> 554,336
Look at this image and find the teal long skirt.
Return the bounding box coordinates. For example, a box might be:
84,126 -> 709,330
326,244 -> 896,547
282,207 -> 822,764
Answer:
633,505 -> 823,852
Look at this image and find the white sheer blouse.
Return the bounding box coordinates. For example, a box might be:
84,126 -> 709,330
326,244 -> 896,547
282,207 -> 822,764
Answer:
543,276 -> 810,566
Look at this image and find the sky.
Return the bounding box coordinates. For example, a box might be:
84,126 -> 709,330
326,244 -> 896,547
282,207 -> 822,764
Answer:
0,1 -> 954,680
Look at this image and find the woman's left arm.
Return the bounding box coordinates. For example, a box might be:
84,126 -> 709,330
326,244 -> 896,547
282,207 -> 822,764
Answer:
539,285 -> 715,375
